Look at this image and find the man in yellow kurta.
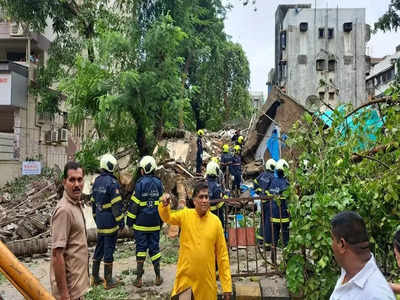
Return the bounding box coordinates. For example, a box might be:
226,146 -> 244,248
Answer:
158,181 -> 232,300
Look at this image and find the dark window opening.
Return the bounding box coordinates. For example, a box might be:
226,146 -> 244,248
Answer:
329,92 -> 335,100
319,92 -> 325,100
328,28 -> 334,39
316,59 -> 325,71
343,22 -> 352,32
328,60 -> 336,72
319,28 -> 325,38
300,22 -> 308,32
0,110 -> 14,133
280,31 -> 287,50
7,52 -> 26,62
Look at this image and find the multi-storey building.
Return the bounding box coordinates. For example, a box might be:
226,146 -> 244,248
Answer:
274,4 -> 370,109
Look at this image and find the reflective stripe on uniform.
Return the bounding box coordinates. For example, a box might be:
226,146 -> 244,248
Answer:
270,217 -> 290,223
115,214 -> 124,222
97,225 -> 119,234
256,233 -> 264,240
151,253 -> 161,261
137,252 -> 147,257
131,195 -> 159,207
111,196 -> 122,205
102,203 -> 112,209
133,224 -> 160,231
210,201 -> 224,211
254,179 -> 258,184
127,212 -> 136,219
90,197 -> 95,203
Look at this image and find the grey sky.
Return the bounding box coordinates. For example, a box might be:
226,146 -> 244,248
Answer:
224,0 -> 400,94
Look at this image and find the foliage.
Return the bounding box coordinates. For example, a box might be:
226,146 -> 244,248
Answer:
284,99 -> 400,298
85,284 -> 128,300
374,0 -> 400,32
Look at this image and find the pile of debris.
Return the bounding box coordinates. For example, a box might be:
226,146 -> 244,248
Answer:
0,178 -> 59,242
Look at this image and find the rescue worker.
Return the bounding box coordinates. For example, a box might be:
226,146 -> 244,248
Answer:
91,154 -> 124,290
206,161 -> 225,229
229,145 -> 242,197
220,144 -> 233,187
267,159 -> 290,261
127,156 -> 164,288
231,130 -> 240,144
196,129 -> 204,175
255,159 -> 277,245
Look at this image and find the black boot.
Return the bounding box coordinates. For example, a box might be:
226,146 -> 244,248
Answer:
153,261 -> 163,286
134,261 -> 144,288
90,260 -> 104,286
103,262 -> 121,290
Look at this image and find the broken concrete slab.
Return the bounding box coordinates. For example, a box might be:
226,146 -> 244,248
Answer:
260,277 -> 290,300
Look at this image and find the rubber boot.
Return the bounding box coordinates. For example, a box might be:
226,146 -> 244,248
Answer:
134,261 -> 144,288
153,261 -> 163,286
90,260 -> 104,286
103,262 -> 121,290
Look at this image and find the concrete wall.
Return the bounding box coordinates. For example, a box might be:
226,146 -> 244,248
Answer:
276,7 -> 368,108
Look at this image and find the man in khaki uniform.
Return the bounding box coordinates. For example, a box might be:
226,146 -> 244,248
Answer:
50,162 -> 90,300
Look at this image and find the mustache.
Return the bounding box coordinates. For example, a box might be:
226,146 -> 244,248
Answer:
73,188 -> 81,192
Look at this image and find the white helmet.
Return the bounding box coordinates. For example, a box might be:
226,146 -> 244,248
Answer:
265,159 -> 277,172
139,156 -> 157,174
100,154 -> 118,173
276,159 -> 289,171
206,161 -> 219,176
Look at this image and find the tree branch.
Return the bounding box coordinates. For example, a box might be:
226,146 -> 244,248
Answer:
351,153 -> 391,169
345,97 -> 398,119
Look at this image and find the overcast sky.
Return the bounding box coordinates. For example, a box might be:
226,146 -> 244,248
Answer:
224,0 -> 400,94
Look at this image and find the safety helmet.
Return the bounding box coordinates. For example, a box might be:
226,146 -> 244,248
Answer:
211,156 -> 220,164
206,161 -> 219,176
197,129 -> 204,136
100,153 -> 118,173
276,159 -> 289,171
265,159 -> 277,172
222,144 -> 229,153
139,155 -> 157,174
233,145 -> 241,154
238,136 -> 244,144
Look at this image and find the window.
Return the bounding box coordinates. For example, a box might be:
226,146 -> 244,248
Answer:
300,22 -> 308,32
328,28 -> 334,39
319,28 -> 325,38
329,92 -> 335,101
7,52 -> 26,62
376,76 -> 381,85
319,92 -> 325,101
281,31 -> 287,50
0,110 -> 14,133
316,59 -> 325,71
343,22 -> 352,33
328,60 -> 336,72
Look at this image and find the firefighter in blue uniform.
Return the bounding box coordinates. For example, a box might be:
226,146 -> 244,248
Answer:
254,159 -> 277,245
206,160 -> 226,228
91,154 -> 124,290
127,156 -> 163,288
230,145 -> 242,197
267,159 -> 290,261
196,129 -> 204,175
220,144 -> 232,188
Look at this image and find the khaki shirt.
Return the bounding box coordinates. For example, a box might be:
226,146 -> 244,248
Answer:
50,192 -> 89,300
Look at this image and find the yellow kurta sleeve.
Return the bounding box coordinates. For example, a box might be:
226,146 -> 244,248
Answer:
158,203 -> 185,226
215,221 -> 232,293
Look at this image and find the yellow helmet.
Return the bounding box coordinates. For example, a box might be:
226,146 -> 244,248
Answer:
222,144 -> 229,153
139,155 -> 157,174
234,145 -> 241,154
206,161 -> 219,176
238,136 -> 244,144
265,159 -> 277,172
197,129 -> 204,136
100,153 -> 118,173
211,156 -> 220,164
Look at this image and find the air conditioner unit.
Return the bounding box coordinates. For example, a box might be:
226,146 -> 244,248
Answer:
51,130 -> 58,143
44,131 -> 52,144
58,128 -> 68,142
9,23 -> 24,37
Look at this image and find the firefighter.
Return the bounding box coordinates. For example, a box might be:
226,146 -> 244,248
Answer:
206,160 -> 226,229
196,129 -> 204,175
91,154 -> 124,290
220,144 -> 233,187
255,159 -> 277,245
229,145 -> 242,197
126,156 -> 163,288
268,159 -> 290,247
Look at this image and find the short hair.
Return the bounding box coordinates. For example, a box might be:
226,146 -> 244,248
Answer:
192,181 -> 208,198
63,161 -> 83,179
394,229 -> 400,252
331,211 -> 369,244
